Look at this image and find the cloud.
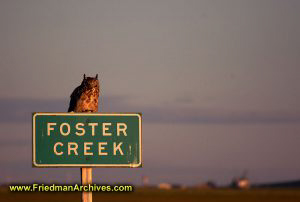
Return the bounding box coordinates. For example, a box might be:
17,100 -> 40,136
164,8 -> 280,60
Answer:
0,97 -> 299,124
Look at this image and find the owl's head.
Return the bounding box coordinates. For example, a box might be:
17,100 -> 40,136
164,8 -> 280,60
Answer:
82,74 -> 99,89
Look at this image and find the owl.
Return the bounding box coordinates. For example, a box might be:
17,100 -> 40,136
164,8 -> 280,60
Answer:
68,74 -> 100,113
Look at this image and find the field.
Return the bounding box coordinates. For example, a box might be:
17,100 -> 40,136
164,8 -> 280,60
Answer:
1,188 -> 300,202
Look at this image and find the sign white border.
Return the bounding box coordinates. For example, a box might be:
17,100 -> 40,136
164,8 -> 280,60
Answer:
33,112 -> 142,168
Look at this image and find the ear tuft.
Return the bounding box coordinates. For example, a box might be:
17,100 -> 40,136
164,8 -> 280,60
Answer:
95,74 -> 98,79
83,74 -> 86,79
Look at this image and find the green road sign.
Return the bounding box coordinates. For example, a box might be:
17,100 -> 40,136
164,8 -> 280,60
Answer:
33,113 -> 142,168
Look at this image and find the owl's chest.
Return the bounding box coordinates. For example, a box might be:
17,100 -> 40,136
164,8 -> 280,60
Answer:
76,89 -> 99,112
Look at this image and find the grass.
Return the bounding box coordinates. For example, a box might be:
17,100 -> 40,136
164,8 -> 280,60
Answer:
1,188 -> 300,202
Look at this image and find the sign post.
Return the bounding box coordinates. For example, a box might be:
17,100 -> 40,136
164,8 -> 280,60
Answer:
82,167 -> 92,202
32,113 -> 142,201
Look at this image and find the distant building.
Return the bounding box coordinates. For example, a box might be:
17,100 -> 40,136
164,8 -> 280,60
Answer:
231,177 -> 250,189
157,183 -> 186,190
195,181 -> 217,189
231,170 -> 250,189
158,183 -> 172,190
237,178 -> 250,189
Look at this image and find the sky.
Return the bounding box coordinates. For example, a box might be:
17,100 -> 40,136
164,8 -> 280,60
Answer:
0,0 -> 299,186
